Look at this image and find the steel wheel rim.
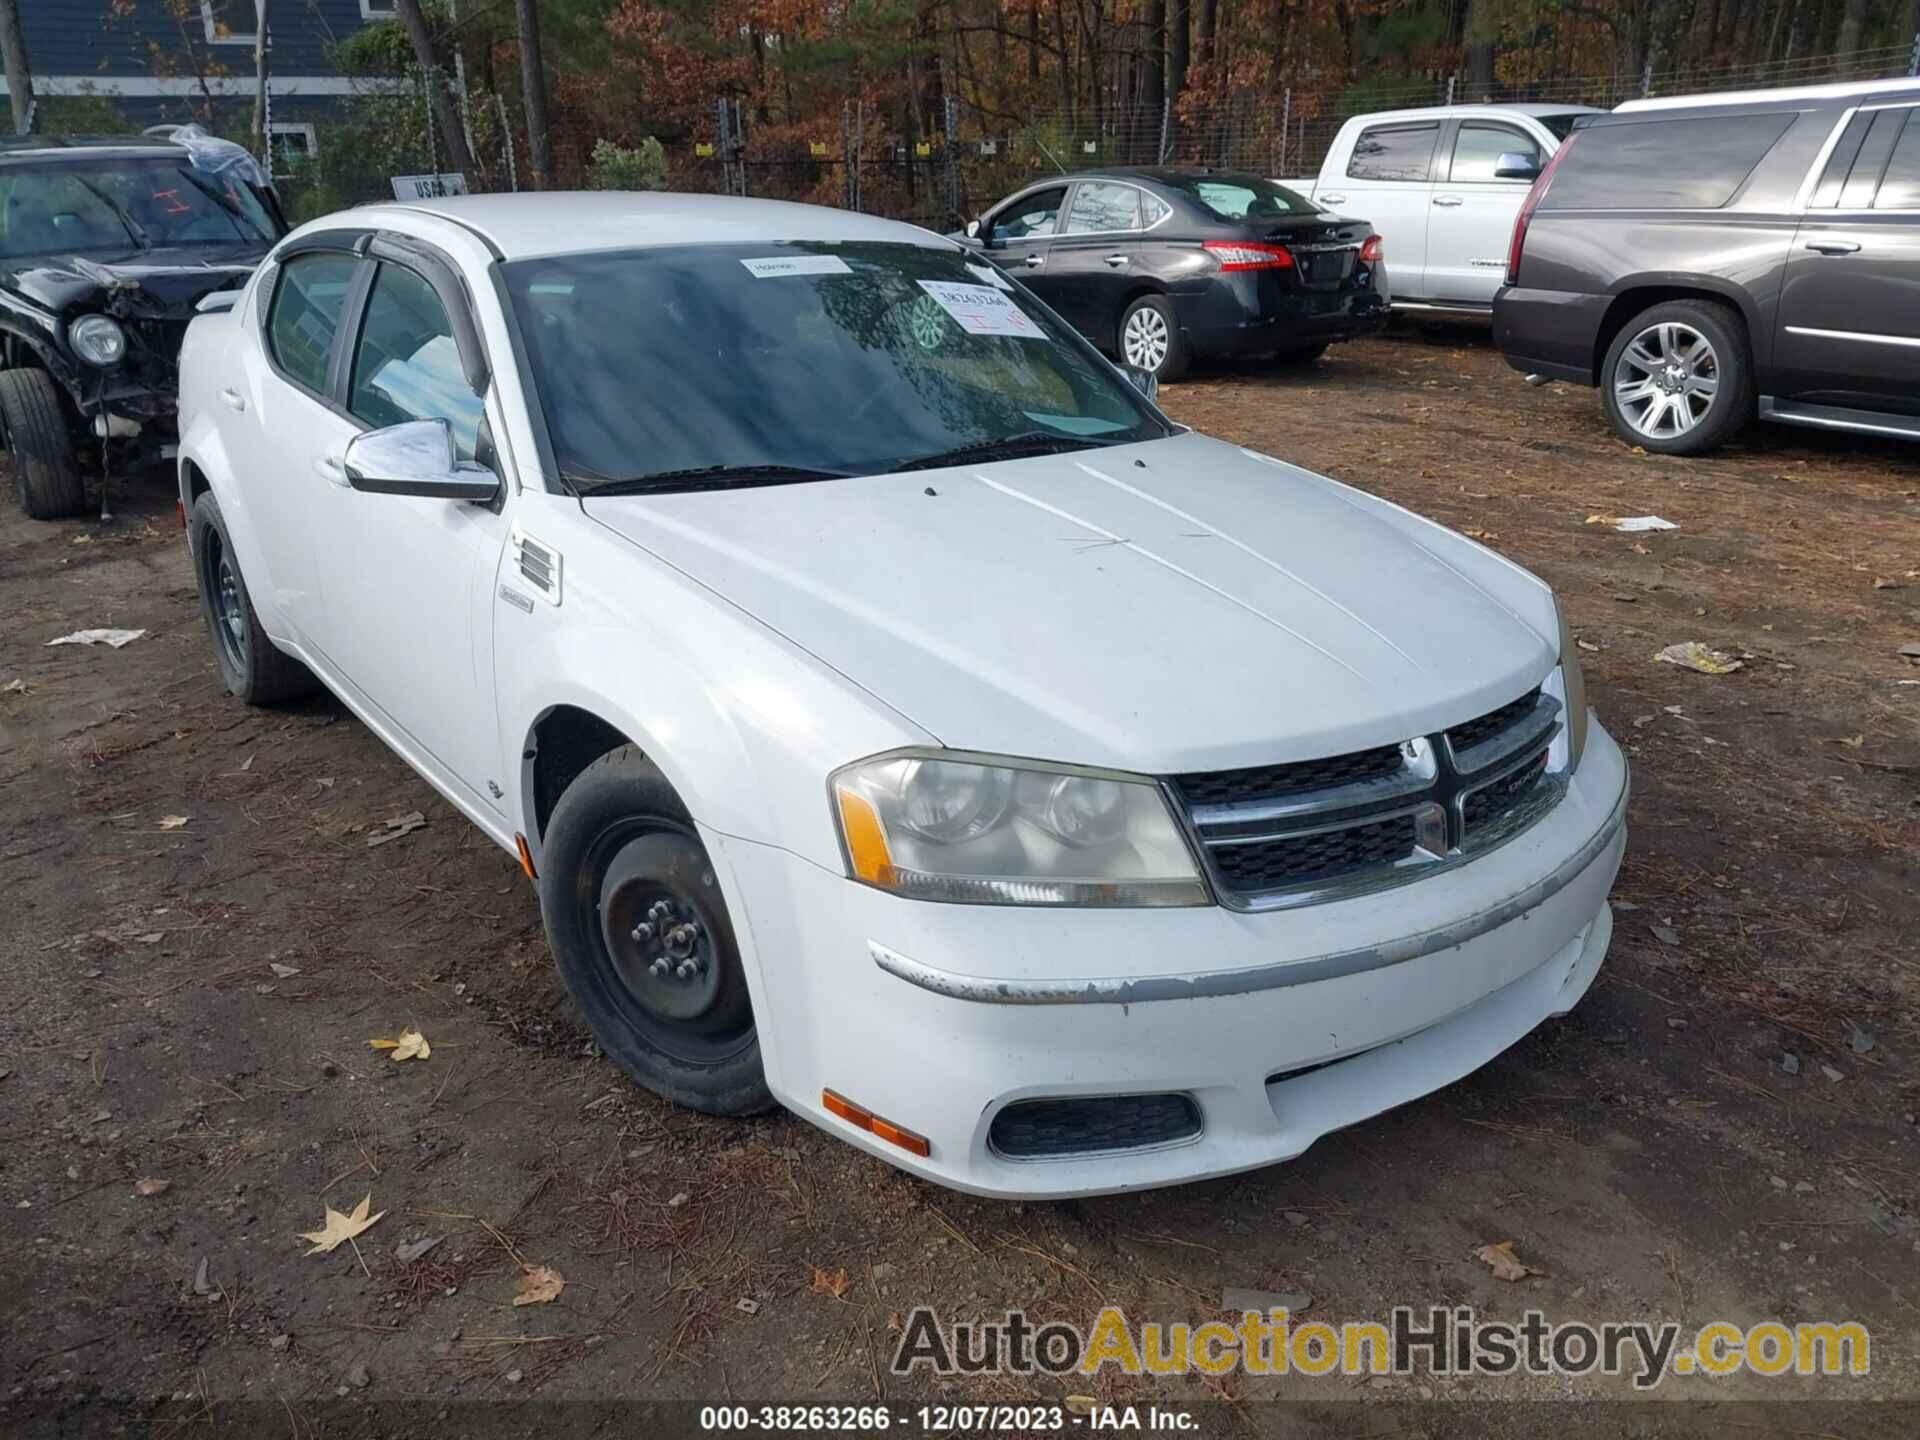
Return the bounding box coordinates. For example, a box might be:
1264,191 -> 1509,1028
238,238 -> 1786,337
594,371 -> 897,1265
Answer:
1124,307 -> 1169,371
586,822 -> 755,1063
1613,321 -> 1718,439
206,532 -> 246,671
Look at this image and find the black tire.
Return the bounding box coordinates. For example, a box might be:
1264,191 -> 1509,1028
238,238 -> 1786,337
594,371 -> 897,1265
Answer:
1118,294 -> 1189,382
1270,343 -> 1329,366
189,491 -> 316,704
0,367 -> 87,520
539,744 -> 773,1117
1599,299 -> 1753,457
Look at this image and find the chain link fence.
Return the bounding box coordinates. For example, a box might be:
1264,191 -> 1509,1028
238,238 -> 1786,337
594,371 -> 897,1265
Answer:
270,37 -> 1920,232
669,37 -> 1920,231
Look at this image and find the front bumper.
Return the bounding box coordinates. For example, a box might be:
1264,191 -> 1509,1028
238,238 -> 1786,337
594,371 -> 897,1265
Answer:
715,721 -> 1626,1199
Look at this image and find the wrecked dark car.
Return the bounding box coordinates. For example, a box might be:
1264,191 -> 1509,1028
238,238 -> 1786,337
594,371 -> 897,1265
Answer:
0,129 -> 286,520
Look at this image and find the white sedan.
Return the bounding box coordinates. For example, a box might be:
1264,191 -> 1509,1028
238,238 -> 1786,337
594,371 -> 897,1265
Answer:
176,192 -> 1627,1199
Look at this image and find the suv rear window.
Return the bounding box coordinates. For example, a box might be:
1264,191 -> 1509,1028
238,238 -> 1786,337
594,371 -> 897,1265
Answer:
1541,113 -> 1795,210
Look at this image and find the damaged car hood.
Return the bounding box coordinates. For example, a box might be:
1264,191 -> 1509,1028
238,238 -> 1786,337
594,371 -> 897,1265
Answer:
2,245 -> 266,316
585,432 -> 1562,774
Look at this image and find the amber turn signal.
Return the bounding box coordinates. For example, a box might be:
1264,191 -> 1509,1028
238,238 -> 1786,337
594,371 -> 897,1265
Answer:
822,1088 -> 930,1158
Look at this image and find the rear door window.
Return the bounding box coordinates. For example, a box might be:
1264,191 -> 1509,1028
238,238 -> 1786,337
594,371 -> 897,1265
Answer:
1449,123 -> 1542,182
267,250 -> 359,396
1347,123 -> 1440,182
1543,113 -> 1795,209
1062,182 -> 1141,233
1875,109 -> 1920,208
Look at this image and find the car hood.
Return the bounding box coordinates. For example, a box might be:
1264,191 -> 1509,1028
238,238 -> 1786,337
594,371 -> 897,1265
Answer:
1,245 -> 266,319
585,432 -> 1559,774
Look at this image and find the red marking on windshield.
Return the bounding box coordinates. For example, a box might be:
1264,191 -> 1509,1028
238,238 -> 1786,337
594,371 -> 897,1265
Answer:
152,189 -> 191,214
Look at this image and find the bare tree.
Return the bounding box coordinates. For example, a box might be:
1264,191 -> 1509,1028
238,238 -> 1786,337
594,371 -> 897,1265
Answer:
252,0 -> 270,161
0,0 -> 30,135
515,0 -> 552,190
393,0 -> 478,178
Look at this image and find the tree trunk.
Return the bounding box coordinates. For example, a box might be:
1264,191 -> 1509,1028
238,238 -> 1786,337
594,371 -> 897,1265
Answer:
514,0 -> 552,188
1836,0 -> 1869,54
1198,0 -> 1217,64
1168,0 -> 1189,105
1027,3 -> 1040,83
252,0 -> 270,161
0,0 -> 34,134
394,0 -> 477,178
1143,0 -> 1165,114
1464,0 -> 1494,101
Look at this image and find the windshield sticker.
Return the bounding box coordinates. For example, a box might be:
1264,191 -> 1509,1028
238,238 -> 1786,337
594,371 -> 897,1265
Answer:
740,255 -> 852,278
965,262 -> 1014,290
915,280 -> 1044,339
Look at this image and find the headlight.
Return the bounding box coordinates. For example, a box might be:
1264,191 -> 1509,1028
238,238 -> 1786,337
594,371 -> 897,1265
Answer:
831,752 -> 1210,907
1547,600 -> 1590,772
69,315 -> 127,367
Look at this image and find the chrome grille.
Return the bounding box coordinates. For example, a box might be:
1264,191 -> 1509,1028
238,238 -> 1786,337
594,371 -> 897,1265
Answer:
1175,685 -> 1566,910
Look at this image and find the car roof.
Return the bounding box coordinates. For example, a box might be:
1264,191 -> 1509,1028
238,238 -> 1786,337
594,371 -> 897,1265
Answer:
0,134 -> 186,161
1614,74 -> 1920,114
1340,102 -> 1603,126
361,192 -> 950,261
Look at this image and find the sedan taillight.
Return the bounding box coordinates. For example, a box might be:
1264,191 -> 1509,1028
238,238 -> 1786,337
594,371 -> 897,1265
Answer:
1203,240 -> 1295,271
1358,234 -> 1384,264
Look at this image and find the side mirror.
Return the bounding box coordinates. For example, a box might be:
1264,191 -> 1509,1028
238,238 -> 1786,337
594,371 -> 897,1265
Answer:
195,289 -> 240,314
965,218 -> 982,239
1123,364 -> 1158,402
1494,151 -> 1542,181
343,418 -> 499,502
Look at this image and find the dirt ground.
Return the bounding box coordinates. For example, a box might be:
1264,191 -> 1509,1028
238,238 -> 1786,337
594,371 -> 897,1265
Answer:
2,331 -> 1916,1438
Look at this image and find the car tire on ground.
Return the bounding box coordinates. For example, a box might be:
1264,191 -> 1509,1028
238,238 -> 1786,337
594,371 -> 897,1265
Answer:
1271,343 -> 1329,366
539,744 -> 774,1118
1600,299 -> 1753,457
1118,294 -> 1189,382
189,490 -> 317,704
0,367 -> 87,520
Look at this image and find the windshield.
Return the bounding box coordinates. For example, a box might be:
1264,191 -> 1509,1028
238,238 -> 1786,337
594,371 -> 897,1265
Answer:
0,157 -> 277,258
505,241 -> 1170,493
1538,113 -> 1587,141
1158,173 -> 1318,220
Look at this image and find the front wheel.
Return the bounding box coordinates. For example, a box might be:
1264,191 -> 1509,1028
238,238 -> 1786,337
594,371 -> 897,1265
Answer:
0,368 -> 87,520
1600,300 -> 1753,456
1118,294 -> 1189,382
538,745 -> 773,1117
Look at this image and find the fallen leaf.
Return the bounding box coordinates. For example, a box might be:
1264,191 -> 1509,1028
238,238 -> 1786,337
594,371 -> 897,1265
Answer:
366,811 -> 427,848
1,678 -> 28,694
394,1235 -> 445,1264
1065,1396 -> 1100,1417
513,1264 -> 567,1305
811,1266 -> 851,1299
1655,641 -> 1743,675
134,1177 -> 171,1197
192,1256 -> 220,1297
368,1027 -> 430,1062
1475,1240 -> 1545,1282
299,1193 -> 386,1255
268,962 -> 301,979
157,815 -> 190,830
1826,735 -> 1865,749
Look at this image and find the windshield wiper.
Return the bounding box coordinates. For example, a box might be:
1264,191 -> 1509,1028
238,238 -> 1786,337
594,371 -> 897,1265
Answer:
886,431 -> 1119,473
576,463 -> 856,496
69,175 -> 148,247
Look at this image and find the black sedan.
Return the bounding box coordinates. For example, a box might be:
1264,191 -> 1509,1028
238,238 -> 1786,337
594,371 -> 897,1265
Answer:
954,168 -> 1387,381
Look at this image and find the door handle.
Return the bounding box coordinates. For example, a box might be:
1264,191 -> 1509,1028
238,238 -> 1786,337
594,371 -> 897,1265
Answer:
316,453 -> 350,487
1432,194 -> 1465,207
219,387 -> 246,412
1804,240 -> 1861,255
1320,192 -> 1346,204
1103,253 -> 1129,268
1023,253 -> 1045,268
